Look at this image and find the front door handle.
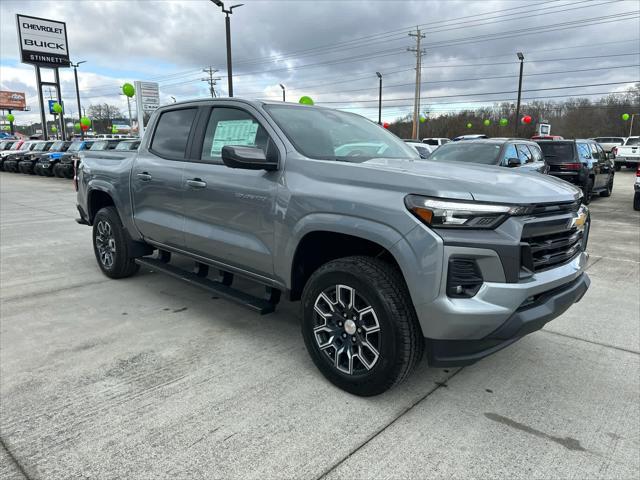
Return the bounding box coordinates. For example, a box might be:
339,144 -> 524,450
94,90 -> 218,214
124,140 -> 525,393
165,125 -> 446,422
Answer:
186,178 -> 207,189
137,172 -> 152,181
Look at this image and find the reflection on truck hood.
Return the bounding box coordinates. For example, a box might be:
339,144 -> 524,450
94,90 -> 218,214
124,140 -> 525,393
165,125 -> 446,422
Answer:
358,157 -> 581,204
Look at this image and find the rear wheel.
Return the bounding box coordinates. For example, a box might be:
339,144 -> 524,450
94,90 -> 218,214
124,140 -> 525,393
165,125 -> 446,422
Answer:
614,164 -> 621,171
634,192 -> 640,211
92,207 -> 140,279
599,175 -> 613,197
301,256 -> 423,396
582,178 -> 593,205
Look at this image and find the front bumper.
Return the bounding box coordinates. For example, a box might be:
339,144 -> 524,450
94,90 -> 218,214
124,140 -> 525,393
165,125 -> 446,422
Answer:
426,271 -> 590,366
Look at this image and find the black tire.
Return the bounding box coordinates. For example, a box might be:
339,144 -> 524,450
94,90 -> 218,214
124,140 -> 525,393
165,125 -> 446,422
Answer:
92,206 -> 140,279
582,178 -> 593,205
301,256 -> 423,396
614,164 -> 621,172
41,165 -> 54,177
53,163 -> 64,178
63,167 -> 74,179
600,175 -> 613,197
634,192 -> 640,211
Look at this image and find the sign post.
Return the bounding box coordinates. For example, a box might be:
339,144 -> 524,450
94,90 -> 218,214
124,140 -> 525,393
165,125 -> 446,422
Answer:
16,14 -> 70,140
134,81 -> 159,138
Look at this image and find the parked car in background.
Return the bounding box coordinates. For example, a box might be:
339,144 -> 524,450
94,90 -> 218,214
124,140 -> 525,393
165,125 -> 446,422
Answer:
591,136 -> 626,153
56,140 -> 97,178
535,139 -> 614,204
421,137 -> 450,146
634,165 -> 640,211
427,138 -> 548,173
23,141 -> 71,175
453,134 -> 488,141
0,140 -> 20,152
612,136 -> 639,171
3,141 -> 52,173
0,140 -> 27,170
404,140 -> 433,159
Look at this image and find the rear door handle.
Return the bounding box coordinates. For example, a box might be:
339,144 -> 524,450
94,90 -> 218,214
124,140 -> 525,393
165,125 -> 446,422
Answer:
137,172 -> 152,181
186,178 -> 207,189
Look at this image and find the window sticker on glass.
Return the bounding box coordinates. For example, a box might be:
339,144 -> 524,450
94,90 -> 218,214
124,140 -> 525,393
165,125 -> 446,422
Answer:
211,119 -> 259,156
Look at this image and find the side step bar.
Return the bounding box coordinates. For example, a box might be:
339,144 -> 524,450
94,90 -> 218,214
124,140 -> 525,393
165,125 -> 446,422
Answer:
135,257 -> 279,315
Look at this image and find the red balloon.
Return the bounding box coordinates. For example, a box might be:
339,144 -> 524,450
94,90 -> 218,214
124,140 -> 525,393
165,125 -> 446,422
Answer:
383,122 -> 390,129
522,115 -> 532,125
81,123 -> 89,131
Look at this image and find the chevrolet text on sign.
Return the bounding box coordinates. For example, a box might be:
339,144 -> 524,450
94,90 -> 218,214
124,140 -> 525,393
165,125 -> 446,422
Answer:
16,14 -> 70,67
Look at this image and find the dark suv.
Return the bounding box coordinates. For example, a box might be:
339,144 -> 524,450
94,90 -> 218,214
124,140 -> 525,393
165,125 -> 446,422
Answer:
426,138 -> 549,173
535,139 -> 614,204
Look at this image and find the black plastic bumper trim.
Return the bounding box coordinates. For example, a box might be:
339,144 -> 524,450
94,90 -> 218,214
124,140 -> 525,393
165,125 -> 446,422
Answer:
426,273 -> 590,367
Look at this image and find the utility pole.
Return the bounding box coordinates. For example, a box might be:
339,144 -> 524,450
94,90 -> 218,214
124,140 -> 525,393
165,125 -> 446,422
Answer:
408,27 -> 426,140
514,52 -> 525,137
71,61 -> 86,139
202,67 -> 221,98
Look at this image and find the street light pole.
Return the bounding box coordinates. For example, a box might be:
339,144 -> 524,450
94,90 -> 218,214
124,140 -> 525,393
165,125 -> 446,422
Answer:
376,72 -> 382,125
514,52 -> 524,137
211,1 -> 243,98
279,84 -> 285,102
71,61 -> 86,139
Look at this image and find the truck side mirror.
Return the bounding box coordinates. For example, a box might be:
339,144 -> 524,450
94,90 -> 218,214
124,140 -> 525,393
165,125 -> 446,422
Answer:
221,145 -> 278,171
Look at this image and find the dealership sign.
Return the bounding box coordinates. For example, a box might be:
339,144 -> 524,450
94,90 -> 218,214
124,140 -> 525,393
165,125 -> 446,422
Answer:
0,91 -> 27,110
16,14 -> 70,67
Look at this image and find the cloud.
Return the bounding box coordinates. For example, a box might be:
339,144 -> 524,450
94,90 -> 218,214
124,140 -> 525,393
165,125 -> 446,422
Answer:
1,0 -> 638,124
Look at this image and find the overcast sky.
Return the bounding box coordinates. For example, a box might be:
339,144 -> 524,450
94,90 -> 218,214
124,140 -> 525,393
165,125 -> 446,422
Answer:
1,0 -> 638,126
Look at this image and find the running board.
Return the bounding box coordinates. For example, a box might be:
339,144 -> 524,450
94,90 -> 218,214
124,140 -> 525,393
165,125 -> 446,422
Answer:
135,257 -> 279,314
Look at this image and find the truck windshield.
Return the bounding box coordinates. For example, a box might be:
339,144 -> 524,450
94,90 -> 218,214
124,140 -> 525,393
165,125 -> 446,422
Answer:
427,142 -> 501,165
50,141 -> 66,151
67,142 -> 83,152
625,138 -> 639,146
115,141 -> 139,151
264,105 -> 418,161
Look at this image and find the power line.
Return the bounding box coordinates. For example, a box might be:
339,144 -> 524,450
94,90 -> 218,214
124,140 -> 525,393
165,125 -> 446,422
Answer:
202,67 -> 221,98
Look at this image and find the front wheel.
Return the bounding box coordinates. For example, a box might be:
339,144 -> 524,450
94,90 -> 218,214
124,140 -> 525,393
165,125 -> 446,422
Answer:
614,164 -> 621,171
600,176 -> 613,197
634,192 -> 640,211
92,207 -> 140,279
301,256 -> 423,396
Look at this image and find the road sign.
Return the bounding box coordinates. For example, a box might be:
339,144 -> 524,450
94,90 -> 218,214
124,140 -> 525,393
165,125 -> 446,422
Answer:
48,100 -> 63,115
0,91 -> 27,110
134,81 -> 160,137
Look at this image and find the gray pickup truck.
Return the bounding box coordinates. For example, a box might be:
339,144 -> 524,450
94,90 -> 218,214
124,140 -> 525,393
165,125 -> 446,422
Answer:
76,99 -> 591,396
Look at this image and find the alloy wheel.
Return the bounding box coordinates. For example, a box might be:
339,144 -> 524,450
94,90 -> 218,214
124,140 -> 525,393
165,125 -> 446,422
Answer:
95,220 -> 116,269
312,284 -> 381,375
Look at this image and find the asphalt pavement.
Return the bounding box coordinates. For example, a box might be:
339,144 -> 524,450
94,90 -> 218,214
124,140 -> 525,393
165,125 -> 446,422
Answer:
1,169 -> 638,480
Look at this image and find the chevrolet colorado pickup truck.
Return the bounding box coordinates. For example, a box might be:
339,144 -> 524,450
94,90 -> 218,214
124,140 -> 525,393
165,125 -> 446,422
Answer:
613,136 -> 640,170
76,99 -> 591,396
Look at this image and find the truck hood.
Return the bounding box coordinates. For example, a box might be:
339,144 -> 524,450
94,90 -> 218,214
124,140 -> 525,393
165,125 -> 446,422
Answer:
356,158 -> 582,204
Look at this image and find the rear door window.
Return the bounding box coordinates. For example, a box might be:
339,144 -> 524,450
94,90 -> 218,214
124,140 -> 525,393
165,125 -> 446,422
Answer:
577,143 -> 592,161
502,144 -> 518,163
150,108 -> 198,160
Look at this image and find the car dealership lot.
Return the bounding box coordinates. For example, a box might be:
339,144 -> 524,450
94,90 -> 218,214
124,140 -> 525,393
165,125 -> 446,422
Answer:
1,172 -> 638,479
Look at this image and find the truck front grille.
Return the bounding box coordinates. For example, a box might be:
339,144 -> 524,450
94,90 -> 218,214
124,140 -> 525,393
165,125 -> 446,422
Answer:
521,228 -> 584,272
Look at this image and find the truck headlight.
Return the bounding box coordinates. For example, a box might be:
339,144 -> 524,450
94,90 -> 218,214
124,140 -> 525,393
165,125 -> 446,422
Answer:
405,195 -> 532,229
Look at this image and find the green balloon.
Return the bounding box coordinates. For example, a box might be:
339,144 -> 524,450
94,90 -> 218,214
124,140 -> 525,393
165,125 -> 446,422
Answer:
53,102 -> 63,114
483,119 -> 491,126
51,126 -> 58,132
420,116 -> 426,123
74,122 -> 81,131
6,113 -> 15,122
499,118 -> 508,126
1,125 -> 9,131
122,83 -> 135,98
622,113 -> 630,121
466,122 -> 473,129
299,96 -> 314,105
112,125 -> 118,133
80,117 -> 91,127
